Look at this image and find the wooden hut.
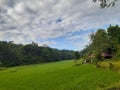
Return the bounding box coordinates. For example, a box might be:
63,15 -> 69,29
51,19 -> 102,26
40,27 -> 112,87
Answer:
100,52 -> 112,59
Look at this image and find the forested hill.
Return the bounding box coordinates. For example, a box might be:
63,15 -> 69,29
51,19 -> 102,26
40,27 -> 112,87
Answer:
80,25 -> 120,62
0,41 -> 75,67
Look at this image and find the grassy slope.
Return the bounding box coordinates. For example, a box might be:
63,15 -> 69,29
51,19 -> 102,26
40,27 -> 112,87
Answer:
0,60 -> 120,90
99,60 -> 120,73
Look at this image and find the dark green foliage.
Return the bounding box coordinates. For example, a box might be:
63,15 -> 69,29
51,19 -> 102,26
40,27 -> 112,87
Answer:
90,29 -> 110,53
0,41 -> 75,67
0,41 -> 22,66
74,51 -> 80,60
81,25 -> 120,62
107,25 -> 120,45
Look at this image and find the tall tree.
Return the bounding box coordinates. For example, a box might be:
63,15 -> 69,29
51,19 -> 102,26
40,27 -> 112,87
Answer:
107,25 -> 120,44
107,25 -> 120,59
90,29 -> 110,53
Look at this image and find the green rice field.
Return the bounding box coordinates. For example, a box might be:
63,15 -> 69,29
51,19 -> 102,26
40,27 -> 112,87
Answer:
0,60 -> 120,90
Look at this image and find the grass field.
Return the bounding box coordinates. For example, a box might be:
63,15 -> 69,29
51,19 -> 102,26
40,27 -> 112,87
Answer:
0,60 -> 120,90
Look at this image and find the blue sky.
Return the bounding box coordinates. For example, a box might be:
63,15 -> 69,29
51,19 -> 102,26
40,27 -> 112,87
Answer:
0,0 -> 120,51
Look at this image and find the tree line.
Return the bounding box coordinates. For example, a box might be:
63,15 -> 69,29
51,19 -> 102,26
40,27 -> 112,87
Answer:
80,25 -> 120,62
0,41 -> 75,67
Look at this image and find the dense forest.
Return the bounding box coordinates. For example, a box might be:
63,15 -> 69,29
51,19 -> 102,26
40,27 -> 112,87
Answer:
0,41 -> 75,67
80,25 -> 120,63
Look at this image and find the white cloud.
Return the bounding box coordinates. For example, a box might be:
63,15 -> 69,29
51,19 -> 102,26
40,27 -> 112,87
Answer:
66,35 -> 82,41
66,33 -> 91,50
0,0 -> 120,50
37,40 -> 56,46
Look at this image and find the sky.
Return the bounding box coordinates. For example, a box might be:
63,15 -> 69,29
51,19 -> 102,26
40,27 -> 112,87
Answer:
0,0 -> 120,51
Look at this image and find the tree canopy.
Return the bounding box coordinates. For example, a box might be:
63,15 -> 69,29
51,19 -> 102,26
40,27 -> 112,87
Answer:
0,41 -> 75,67
81,25 -> 120,61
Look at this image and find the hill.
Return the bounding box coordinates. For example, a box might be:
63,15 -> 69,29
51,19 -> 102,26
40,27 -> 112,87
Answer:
0,41 -> 75,67
0,60 -> 120,90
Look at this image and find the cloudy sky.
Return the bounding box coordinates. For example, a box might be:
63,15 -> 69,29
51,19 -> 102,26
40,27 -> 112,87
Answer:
0,0 -> 120,51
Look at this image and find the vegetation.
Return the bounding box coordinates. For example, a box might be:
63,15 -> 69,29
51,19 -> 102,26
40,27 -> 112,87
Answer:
0,24 -> 120,89
0,60 -> 119,90
1,25 -> 120,67
74,51 -> 80,65
0,1 -> 120,90
99,60 -> 120,72
80,25 -> 120,63
0,41 -> 75,67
